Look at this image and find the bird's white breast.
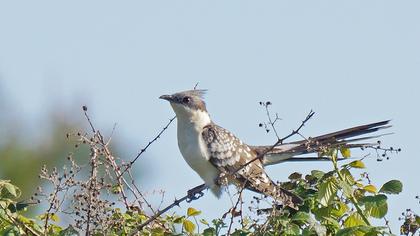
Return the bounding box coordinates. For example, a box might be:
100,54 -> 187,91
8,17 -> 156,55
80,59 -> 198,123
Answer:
172,105 -> 220,192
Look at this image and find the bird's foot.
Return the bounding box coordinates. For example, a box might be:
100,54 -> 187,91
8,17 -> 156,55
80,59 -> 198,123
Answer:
186,184 -> 207,202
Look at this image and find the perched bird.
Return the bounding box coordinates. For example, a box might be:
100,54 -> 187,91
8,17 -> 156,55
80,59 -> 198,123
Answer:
160,89 -> 390,209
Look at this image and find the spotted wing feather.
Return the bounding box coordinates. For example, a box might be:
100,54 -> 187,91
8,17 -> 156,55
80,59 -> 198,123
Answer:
202,124 -> 302,209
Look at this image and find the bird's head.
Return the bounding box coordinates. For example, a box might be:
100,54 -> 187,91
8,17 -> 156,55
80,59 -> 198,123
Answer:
160,89 -> 210,124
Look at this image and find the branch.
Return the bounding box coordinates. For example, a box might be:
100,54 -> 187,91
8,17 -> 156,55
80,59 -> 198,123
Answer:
226,183 -> 246,235
119,116 -> 176,177
332,151 -> 371,226
229,110 -> 315,177
129,184 -> 207,235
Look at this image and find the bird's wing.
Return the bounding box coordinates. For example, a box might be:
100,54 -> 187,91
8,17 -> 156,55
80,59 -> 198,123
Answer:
202,124 -> 302,209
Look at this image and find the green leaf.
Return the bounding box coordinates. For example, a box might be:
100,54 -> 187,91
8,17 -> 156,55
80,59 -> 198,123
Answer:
349,160 -> 365,169
336,226 -> 371,236
288,172 -> 302,180
0,200 -> 7,208
151,227 -> 164,235
183,219 -> 196,234
311,170 -> 325,179
361,194 -> 388,218
363,185 -> 377,194
200,218 -> 209,226
318,178 -> 338,206
173,216 -> 184,224
203,228 -> 216,236
340,168 -> 356,185
2,183 -> 20,198
322,216 -> 341,229
59,225 -> 80,236
344,213 -> 366,227
379,180 -> 403,194
340,148 -> 351,158
50,213 -> 60,222
292,212 -> 310,223
338,180 -> 353,198
187,207 -> 201,217
284,223 -> 300,235
331,202 -> 349,218
1,226 -> 20,236
38,213 -> 60,222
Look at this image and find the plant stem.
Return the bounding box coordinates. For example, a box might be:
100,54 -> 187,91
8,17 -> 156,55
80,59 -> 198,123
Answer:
332,152 -> 371,226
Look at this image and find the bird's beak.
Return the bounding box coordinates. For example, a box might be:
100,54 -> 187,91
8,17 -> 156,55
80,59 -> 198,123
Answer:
159,94 -> 173,102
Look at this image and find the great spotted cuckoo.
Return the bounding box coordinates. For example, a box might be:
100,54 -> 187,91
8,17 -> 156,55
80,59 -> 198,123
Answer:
160,89 -> 390,209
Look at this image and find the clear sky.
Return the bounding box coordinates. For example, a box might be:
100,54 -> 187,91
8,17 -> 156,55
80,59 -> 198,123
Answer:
1,0 -> 419,232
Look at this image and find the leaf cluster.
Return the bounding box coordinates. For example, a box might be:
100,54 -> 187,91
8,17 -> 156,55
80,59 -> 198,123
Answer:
0,144 -> 418,235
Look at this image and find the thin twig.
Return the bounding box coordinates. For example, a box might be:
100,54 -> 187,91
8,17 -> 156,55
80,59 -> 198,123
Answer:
85,147 -> 98,235
127,169 -> 156,215
264,103 -> 281,139
82,106 -> 96,134
119,116 -> 176,177
227,184 -> 246,235
43,177 -> 62,235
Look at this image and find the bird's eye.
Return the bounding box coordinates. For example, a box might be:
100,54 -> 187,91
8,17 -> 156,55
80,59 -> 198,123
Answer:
182,96 -> 191,103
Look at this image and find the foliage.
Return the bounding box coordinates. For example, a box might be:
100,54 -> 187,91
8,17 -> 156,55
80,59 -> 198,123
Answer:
0,106 -> 417,235
0,146 -> 418,235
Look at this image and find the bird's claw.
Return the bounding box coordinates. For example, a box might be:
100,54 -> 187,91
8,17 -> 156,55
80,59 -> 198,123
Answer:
186,184 -> 207,202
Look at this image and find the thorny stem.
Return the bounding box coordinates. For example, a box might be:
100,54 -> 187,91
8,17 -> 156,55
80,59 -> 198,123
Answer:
129,184 -> 207,235
332,151 -> 371,226
119,116 -> 176,177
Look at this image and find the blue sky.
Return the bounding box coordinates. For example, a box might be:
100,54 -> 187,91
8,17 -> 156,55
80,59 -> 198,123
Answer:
0,0 -> 419,232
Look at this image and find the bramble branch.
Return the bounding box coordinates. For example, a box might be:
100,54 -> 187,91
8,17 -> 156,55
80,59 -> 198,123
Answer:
129,184 -> 207,235
120,116 -> 176,177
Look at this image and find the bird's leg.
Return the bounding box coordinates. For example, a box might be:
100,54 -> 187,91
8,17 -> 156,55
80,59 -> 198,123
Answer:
186,184 -> 207,202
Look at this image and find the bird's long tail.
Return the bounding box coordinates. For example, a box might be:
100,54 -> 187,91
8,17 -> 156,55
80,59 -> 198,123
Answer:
251,120 -> 391,166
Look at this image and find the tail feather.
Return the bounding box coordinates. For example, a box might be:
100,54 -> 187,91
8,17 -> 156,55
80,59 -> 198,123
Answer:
248,181 -> 303,209
252,120 -> 391,166
292,120 -> 391,145
276,186 -> 303,209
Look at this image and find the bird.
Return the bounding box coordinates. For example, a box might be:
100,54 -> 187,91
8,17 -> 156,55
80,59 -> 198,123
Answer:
159,89 -> 390,209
